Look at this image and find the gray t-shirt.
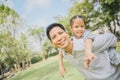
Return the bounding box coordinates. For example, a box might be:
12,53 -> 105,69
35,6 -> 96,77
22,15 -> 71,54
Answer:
60,33 -> 120,80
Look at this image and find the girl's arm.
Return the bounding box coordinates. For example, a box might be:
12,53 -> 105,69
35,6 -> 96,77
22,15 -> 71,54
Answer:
84,38 -> 97,69
84,30 -> 97,69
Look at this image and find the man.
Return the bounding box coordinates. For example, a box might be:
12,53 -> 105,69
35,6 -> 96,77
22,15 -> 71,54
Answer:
46,23 -> 120,80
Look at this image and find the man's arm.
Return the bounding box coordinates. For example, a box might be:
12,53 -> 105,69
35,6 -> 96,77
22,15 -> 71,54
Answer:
58,51 -> 66,78
93,33 -> 117,53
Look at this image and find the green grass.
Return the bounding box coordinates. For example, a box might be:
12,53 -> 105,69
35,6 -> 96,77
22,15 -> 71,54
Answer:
10,57 -> 84,80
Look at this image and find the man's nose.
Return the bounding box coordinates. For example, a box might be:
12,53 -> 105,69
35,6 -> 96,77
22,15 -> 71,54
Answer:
57,35 -> 62,41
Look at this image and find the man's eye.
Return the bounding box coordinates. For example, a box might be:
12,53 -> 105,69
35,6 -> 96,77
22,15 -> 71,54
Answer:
51,35 -> 56,39
59,31 -> 63,34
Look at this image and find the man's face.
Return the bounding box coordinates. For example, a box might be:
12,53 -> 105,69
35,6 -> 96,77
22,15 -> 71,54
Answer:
71,18 -> 85,39
49,26 -> 70,49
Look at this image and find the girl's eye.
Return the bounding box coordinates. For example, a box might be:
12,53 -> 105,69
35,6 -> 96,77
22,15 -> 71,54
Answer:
74,26 -> 78,28
80,25 -> 85,28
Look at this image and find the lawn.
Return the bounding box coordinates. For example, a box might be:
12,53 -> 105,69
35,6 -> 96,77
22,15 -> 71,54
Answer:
10,57 -> 84,80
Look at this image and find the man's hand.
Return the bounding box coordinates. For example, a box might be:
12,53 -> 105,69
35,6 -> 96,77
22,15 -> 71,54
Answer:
59,65 -> 66,78
84,53 -> 97,70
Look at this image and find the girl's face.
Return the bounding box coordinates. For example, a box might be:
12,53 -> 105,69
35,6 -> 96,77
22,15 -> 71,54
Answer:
49,26 -> 71,49
71,18 -> 85,39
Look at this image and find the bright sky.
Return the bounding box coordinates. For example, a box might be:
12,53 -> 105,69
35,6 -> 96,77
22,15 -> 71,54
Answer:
6,0 -> 73,27
3,0 -> 74,51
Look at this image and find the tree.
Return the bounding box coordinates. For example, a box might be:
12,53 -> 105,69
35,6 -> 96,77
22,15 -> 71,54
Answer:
99,0 -> 120,35
29,27 -> 46,61
43,39 -> 55,58
0,4 -> 28,78
19,33 -> 31,69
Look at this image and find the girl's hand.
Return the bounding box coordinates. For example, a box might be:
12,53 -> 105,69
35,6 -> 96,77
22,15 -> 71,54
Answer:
84,53 -> 97,69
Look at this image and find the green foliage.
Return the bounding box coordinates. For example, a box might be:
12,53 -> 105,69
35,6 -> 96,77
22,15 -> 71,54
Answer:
43,39 -> 55,53
29,27 -> 46,60
100,0 -> 120,20
31,56 -> 42,64
0,4 -> 19,24
46,51 -> 58,58
29,27 -> 45,44
0,4 -> 31,75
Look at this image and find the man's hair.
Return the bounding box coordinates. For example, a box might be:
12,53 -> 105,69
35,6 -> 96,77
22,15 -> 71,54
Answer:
70,15 -> 86,26
46,23 -> 66,40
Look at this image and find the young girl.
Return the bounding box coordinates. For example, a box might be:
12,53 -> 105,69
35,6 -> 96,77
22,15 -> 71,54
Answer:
58,15 -> 97,77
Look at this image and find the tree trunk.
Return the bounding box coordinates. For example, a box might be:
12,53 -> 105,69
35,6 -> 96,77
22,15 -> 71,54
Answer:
16,62 -> 20,71
22,61 -> 25,69
116,17 -> 120,26
28,56 -> 31,67
109,23 -> 113,33
42,51 -> 46,61
13,64 -> 17,72
0,64 -> 4,79
39,41 -> 45,61
113,19 -> 116,35
14,56 -> 21,72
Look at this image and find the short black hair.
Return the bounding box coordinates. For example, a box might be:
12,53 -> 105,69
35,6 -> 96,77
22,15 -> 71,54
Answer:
46,23 -> 66,40
70,15 -> 85,26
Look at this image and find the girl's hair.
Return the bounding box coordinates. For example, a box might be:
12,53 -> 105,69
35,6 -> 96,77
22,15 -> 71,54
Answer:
46,23 -> 66,40
70,15 -> 86,26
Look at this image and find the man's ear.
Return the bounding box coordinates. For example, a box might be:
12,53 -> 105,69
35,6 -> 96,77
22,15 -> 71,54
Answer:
70,26 -> 72,31
66,32 -> 70,38
51,43 -> 55,47
51,42 -> 56,47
